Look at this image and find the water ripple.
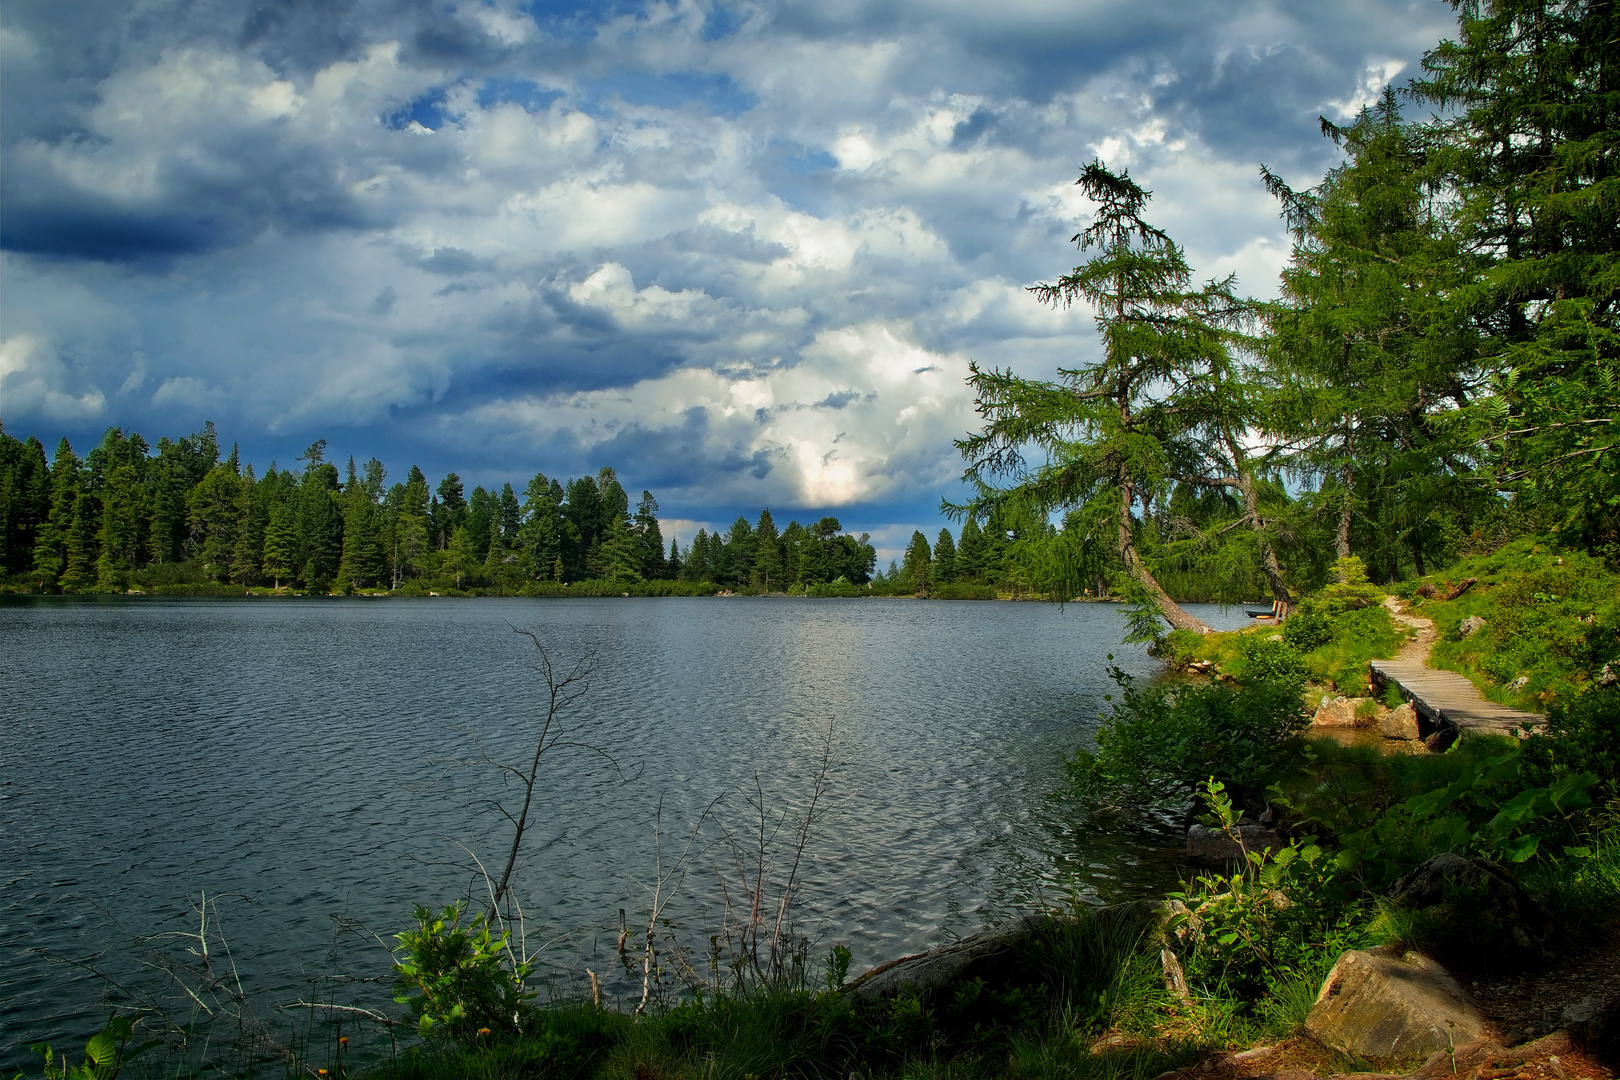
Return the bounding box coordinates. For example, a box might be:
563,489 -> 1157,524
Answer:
0,596 -> 1248,1066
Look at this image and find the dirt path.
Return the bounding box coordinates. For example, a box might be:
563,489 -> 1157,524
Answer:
1371,597 -> 1543,738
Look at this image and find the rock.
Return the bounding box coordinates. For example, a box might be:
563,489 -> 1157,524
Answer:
1562,994 -> 1620,1062
1379,702 -> 1420,740
1389,853 -> 1560,966
1596,663 -> 1617,688
1304,947 -> 1486,1062
1460,615 -> 1488,638
1506,675 -> 1530,691
1313,695 -> 1368,728
1185,823 -> 1284,866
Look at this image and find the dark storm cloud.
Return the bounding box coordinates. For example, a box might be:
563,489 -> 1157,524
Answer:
1,0 -> 1461,523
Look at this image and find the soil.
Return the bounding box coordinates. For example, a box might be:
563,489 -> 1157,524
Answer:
1461,934 -> 1620,1047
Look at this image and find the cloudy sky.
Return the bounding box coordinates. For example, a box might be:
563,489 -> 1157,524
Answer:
0,0 -> 1457,555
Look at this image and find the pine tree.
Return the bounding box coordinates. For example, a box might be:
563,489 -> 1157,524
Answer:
230,464 -> 265,586
1414,0 -> 1620,558
188,464 -> 241,581
94,430 -> 148,591
444,525 -> 477,589
635,490 -> 667,579
903,530 -> 933,596
752,508 -> 781,590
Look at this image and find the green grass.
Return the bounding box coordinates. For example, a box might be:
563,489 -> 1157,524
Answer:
1415,539 -> 1620,712
346,908 -> 1211,1080
1166,604 -> 1407,697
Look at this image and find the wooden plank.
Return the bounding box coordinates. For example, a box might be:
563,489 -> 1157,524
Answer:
1370,658 -> 1542,739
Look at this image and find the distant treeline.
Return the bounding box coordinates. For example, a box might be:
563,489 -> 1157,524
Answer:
0,422 -> 1017,597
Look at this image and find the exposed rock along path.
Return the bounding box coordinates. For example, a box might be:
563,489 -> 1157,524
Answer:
1369,598 -> 1544,739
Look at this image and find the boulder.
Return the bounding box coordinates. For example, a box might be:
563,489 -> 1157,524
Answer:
1313,695 -> 1365,727
1185,823 -> 1285,866
1379,702 -> 1420,740
1304,947 -> 1486,1062
1459,615 -> 1487,638
1389,853 -> 1560,966
1561,994 -> 1620,1063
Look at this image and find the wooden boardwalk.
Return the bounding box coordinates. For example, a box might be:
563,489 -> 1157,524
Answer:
1369,598 -> 1543,740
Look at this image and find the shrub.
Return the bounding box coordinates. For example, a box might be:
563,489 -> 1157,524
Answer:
1281,602 -> 1334,652
1070,668 -> 1310,810
393,903 -> 536,1042
1236,637 -> 1307,688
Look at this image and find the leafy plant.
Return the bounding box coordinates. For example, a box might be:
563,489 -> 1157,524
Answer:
32,1013 -> 161,1080
1168,780 -> 1362,1014
393,902 -> 536,1042
1070,667 -> 1309,809
1281,603 -> 1335,652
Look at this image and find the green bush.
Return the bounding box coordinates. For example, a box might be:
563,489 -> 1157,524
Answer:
1070,668 -> 1310,810
1235,637 -> 1307,687
1281,603 -> 1334,652
393,903 -> 536,1042
1170,781 -> 1366,1016
807,578 -> 866,597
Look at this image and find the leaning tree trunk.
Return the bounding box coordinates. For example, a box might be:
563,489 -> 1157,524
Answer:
1119,482 -> 1213,634
1239,470 -> 1292,618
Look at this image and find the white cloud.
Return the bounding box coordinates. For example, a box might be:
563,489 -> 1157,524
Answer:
0,0 -> 1456,518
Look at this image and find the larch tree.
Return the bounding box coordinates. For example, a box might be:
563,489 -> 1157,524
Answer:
956,161 -> 1252,634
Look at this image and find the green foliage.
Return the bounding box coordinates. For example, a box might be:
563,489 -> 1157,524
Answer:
1070,667 -> 1310,809
1280,604 -> 1334,652
31,1013 -> 161,1080
393,902 -> 536,1042
1233,637 -> 1306,687
1170,780 -> 1365,1014
1423,539 -> 1620,710
1276,737 -> 1597,891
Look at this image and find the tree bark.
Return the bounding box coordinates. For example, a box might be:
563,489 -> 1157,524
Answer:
1239,470 -> 1292,617
1336,459 -> 1354,561
1119,482 -> 1213,634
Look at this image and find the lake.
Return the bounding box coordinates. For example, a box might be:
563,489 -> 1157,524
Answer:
0,595 -> 1249,1066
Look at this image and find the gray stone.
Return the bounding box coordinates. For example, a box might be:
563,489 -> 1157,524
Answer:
1562,994 -> 1620,1060
1304,947 -> 1485,1062
1379,702 -> 1420,740
1313,695 -> 1367,728
1506,675 -> 1530,691
1459,616 -> 1487,638
1185,823 -> 1284,866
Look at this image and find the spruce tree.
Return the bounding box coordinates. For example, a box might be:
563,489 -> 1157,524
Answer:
932,528 -> 957,584
230,464 -> 264,586
31,438 -> 80,590
903,530 -> 932,596
262,504 -> 296,590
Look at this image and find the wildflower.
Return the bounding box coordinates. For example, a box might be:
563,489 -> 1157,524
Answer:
477,1028 -> 491,1037
339,1038 -> 349,1047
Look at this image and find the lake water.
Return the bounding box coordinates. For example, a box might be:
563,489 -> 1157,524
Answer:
0,595 -> 1249,1066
